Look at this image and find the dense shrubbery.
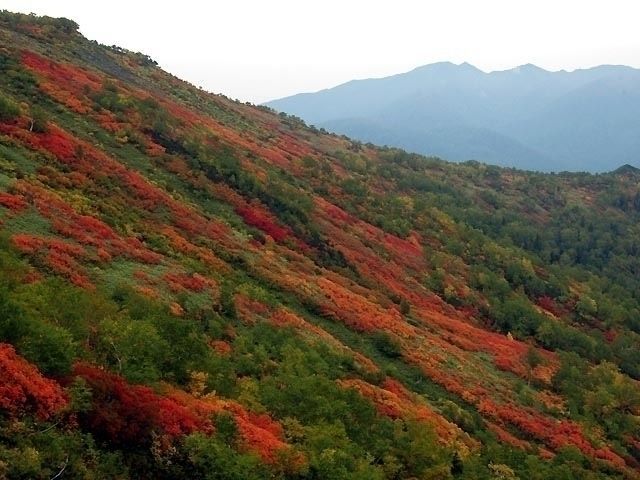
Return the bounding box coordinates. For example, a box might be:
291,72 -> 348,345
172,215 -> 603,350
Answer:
0,93 -> 19,121
0,11 -> 638,479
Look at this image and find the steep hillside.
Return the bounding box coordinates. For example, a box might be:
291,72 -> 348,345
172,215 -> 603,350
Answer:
0,12 -> 639,480
266,62 -> 640,172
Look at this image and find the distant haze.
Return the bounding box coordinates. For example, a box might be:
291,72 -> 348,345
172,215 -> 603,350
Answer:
1,0 -> 640,103
267,63 -> 640,172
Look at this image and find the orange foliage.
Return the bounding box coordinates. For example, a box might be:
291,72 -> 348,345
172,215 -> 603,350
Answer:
313,197 -> 438,315
13,181 -> 162,266
234,293 -> 271,323
156,96 -> 296,171
236,201 -> 291,243
210,340 -> 232,356
0,192 -> 27,212
209,340 -> 233,357
316,198 -> 354,225
73,364 -> 206,443
22,51 -> 101,113
477,399 -> 626,468
269,308 -> 379,374
316,197 -> 426,272
93,111 -> 123,133
22,51 -> 102,92
169,302 -> 185,316
163,386 -> 291,463
0,123 -> 233,253
338,377 -> 471,447
145,141 -> 166,157
135,285 -> 161,299
535,390 -> 567,412
163,271 -> 217,293
45,247 -> 93,289
161,227 -> 229,272
315,277 -> 414,335
413,306 -> 558,381
0,343 -> 67,420
202,183 -> 308,251
11,233 -> 92,288
485,421 -> 531,451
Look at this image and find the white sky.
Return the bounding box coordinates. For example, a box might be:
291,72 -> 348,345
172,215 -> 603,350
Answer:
2,1 -> 639,103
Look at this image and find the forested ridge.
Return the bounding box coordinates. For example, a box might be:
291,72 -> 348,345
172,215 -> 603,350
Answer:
0,11 -> 638,480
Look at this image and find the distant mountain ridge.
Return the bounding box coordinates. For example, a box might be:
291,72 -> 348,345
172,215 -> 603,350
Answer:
266,62 -> 640,172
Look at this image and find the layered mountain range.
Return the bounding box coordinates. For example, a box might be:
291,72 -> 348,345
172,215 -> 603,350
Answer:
267,62 -> 640,172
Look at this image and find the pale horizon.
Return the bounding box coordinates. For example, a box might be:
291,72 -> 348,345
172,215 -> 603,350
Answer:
2,0 -> 640,103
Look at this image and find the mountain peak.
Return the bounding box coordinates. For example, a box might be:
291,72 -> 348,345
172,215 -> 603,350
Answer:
612,163 -> 640,175
410,61 -> 482,74
512,63 -> 548,74
267,60 -> 640,172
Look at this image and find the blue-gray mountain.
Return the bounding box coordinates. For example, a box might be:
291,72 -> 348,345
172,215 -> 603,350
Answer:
266,63 -> 640,172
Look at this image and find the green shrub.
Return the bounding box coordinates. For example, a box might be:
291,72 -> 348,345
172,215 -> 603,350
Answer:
0,93 -> 19,121
18,321 -> 76,376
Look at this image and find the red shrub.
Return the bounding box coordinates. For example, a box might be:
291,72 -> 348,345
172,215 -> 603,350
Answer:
161,227 -> 229,272
485,421 -> 531,450
22,51 -> 101,113
315,277 -> 414,335
210,340 -> 232,356
338,377 -> 470,446
0,192 -> 27,212
11,233 -> 45,254
11,233 -> 93,288
0,344 -> 67,420
73,364 -> 207,444
236,203 -> 290,243
537,296 -> 565,317
234,294 -> 271,322
165,388 -> 291,463
477,399 -> 627,468
12,182 -> 163,266
73,364 -> 293,462
163,272 -> 215,293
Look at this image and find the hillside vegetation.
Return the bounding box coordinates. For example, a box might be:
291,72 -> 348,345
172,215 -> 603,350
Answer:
0,11 -> 639,480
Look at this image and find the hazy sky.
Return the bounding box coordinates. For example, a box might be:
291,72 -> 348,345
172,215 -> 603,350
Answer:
2,1 -> 640,103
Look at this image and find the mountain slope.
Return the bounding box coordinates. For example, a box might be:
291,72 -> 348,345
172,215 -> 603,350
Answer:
320,117 -> 552,168
0,11 -> 639,479
266,62 -> 640,172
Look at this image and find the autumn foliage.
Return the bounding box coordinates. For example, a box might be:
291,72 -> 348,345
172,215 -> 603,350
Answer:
338,377 -> 473,448
22,50 -> 101,113
0,343 -> 67,420
236,202 -> 291,243
73,363 -> 205,443
11,233 -> 92,288
477,398 -> 627,468
73,364 -> 292,462
0,16 -> 638,477
0,192 -> 27,212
